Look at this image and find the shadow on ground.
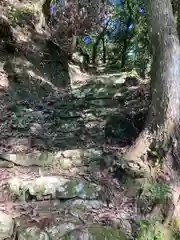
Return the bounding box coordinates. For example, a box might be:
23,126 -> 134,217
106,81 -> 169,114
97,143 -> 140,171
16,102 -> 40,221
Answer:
0,61 -> 149,153
0,3 -> 166,240
0,13 -> 151,239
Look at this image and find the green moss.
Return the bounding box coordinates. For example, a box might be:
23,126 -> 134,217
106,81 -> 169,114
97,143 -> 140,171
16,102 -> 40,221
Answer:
8,7 -> 35,25
136,221 -> 174,240
140,183 -> 171,204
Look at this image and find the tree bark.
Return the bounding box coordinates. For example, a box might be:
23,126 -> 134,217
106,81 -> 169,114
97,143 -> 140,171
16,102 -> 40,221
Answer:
102,35 -> 106,63
123,0 -> 180,164
32,0 -> 49,31
176,1 -> 180,40
171,0 -> 178,16
92,29 -> 106,64
92,19 -> 109,64
119,0 -> 180,223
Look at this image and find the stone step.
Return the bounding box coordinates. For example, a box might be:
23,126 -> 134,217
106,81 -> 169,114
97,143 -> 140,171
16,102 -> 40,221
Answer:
0,166 -> 131,240
0,209 -> 128,240
0,171 -> 126,240
0,148 -> 105,168
8,174 -> 101,202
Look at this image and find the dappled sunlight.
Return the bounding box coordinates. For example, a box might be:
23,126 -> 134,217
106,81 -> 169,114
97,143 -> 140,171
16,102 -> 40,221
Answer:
69,63 -> 90,85
0,63 -> 149,153
0,39 -> 150,238
0,71 -> 9,89
26,69 -> 59,92
1,0 -> 179,238
0,58 -> 148,239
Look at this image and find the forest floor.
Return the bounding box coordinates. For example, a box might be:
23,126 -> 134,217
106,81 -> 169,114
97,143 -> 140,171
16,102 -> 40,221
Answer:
0,2 -> 171,239
0,50 -> 151,239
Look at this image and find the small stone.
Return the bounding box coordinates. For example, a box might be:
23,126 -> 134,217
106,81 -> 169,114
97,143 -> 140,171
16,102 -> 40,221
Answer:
63,149 -> 82,159
30,123 -> 43,136
60,158 -> 73,169
0,212 -> 14,239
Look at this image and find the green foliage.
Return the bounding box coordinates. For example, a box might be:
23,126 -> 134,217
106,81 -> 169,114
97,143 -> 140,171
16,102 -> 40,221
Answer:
174,231 -> 180,240
126,69 -> 139,78
150,151 -> 161,166
135,220 -> 161,240
148,144 -> 166,167
136,220 -> 179,240
11,110 -> 31,129
81,0 -> 152,74
141,183 -> 171,203
78,36 -> 94,57
174,231 -> 180,239
8,7 -> 35,25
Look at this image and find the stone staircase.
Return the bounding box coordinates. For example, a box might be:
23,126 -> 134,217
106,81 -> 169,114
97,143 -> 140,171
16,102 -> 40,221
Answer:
0,71 -> 148,239
0,148 -> 136,239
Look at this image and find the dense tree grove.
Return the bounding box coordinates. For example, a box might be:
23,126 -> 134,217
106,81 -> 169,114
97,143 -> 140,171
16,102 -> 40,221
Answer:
39,0 -> 150,71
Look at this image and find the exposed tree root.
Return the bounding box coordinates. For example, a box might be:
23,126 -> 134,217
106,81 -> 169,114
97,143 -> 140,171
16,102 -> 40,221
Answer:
116,129 -> 154,178
161,151 -> 180,226
118,126 -> 180,226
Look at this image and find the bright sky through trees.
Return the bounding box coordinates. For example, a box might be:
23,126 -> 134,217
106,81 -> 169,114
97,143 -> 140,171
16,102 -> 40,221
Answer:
49,0 -> 144,45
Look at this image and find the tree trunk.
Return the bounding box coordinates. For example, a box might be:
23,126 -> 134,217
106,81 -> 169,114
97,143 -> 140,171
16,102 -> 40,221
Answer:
34,0 -> 49,31
102,35 -> 106,63
120,0 -> 180,223
92,21 -> 109,64
69,34 -> 77,60
176,1 -> 180,40
171,0 -> 178,15
120,35 -> 128,69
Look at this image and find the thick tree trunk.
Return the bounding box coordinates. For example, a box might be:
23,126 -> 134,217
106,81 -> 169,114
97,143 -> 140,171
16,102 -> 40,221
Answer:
176,1 -> 180,40
120,0 -> 180,223
102,36 -> 106,63
124,0 -> 180,158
